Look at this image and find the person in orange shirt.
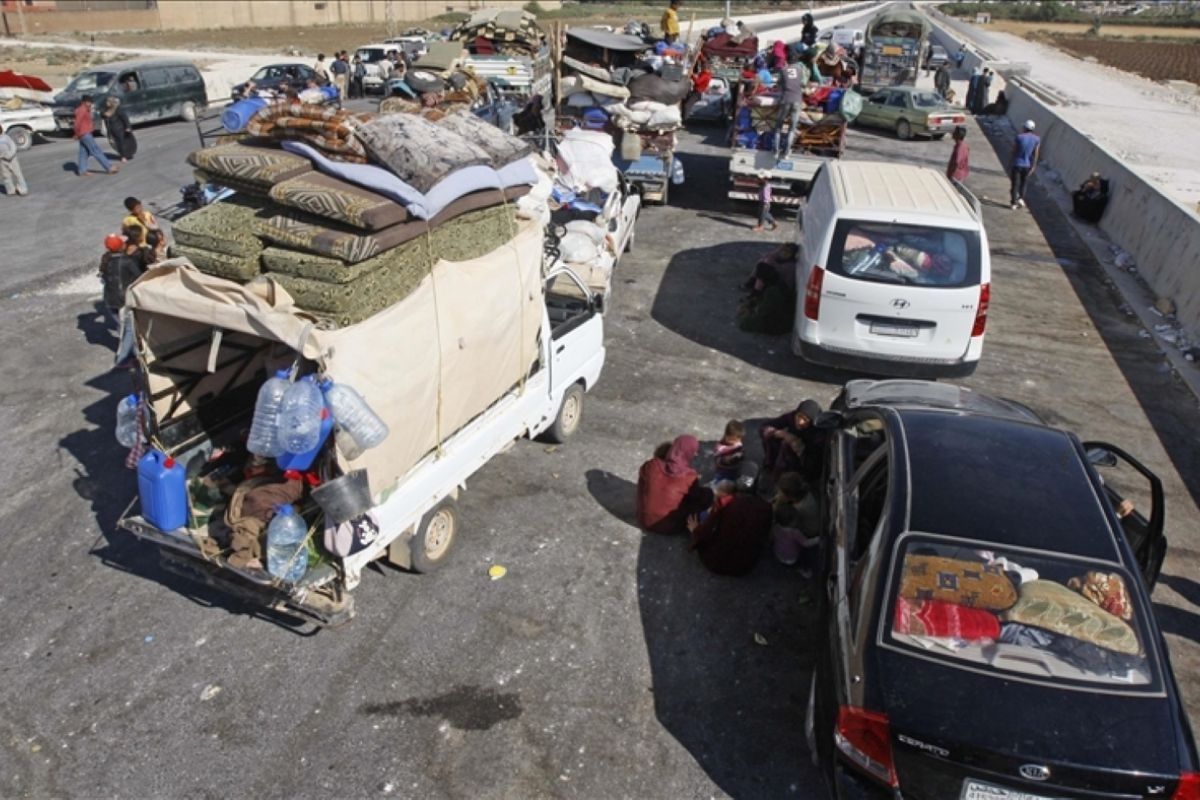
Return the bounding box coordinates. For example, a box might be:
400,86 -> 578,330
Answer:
74,95 -> 118,177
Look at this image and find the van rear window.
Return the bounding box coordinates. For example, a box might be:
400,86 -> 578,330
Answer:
826,219 -> 980,288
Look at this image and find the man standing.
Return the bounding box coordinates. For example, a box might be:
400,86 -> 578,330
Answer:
976,68 -> 993,114
0,124 -> 28,196
1010,119 -> 1040,210
946,125 -> 969,183
773,53 -> 812,161
965,66 -> 981,114
800,12 -> 818,47
661,0 -> 681,44
330,51 -> 348,106
74,95 -> 117,177
313,53 -> 330,84
350,54 -> 365,99
934,62 -> 951,100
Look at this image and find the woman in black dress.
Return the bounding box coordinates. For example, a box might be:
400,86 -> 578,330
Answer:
103,96 -> 137,162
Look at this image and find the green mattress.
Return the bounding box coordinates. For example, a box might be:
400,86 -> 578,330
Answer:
171,195 -> 271,258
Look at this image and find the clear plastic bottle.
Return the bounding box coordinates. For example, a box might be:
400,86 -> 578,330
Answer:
321,379 -> 390,451
265,503 -> 308,583
277,375 -> 323,455
115,393 -> 140,448
247,369 -> 292,457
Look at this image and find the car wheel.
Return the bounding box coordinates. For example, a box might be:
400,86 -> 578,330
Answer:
7,126 -> 32,150
411,498 -> 458,573
180,101 -> 197,122
542,383 -> 585,444
896,119 -> 913,140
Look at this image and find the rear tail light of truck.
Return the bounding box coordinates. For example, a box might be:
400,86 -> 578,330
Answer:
971,282 -> 990,337
804,266 -> 825,320
835,706 -> 898,787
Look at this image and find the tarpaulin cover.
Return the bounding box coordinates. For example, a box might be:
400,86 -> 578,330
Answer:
701,33 -> 759,59
127,217 -> 544,496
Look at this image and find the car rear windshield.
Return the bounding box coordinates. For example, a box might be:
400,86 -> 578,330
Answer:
883,535 -> 1158,690
827,219 -> 980,288
911,92 -> 944,109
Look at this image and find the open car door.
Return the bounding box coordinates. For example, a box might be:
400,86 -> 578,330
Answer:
1085,441 -> 1166,589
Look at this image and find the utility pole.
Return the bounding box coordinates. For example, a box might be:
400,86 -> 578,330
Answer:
385,0 -> 395,38
15,0 -> 26,38
725,0 -> 730,20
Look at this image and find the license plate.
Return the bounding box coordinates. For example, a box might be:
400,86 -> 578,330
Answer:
882,45 -> 903,56
776,160 -> 794,170
961,779 -> 1062,800
870,323 -> 919,337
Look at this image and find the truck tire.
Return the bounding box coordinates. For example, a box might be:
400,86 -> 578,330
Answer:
181,101 -> 198,122
896,119 -> 913,140
543,382 -> 584,444
7,126 -> 32,150
411,498 -> 458,573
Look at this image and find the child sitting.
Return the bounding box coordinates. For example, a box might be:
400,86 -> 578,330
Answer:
771,472 -> 821,576
713,420 -> 745,483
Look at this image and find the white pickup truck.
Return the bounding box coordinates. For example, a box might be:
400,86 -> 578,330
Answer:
0,103 -> 56,150
117,262 -> 605,629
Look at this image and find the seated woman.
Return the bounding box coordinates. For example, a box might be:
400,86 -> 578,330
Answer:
1072,172 -> 1109,224
686,480 -> 773,576
761,399 -> 826,483
636,435 -> 713,535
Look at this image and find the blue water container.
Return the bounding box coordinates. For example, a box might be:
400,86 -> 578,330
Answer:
276,386 -> 334,472
138,450 -> 189,532
221,96 -> 268,133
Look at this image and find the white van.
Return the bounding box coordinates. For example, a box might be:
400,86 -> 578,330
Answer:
793,161 -> 990,377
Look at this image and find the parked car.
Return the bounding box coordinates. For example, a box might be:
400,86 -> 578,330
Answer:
854,85 -> 965,140
793,160 -> 989,377
52,59 -> 206,133
806,378 -> 1195,800
924,43 -> 949,70
230,63 -> 314,101
0,102 -> 56,149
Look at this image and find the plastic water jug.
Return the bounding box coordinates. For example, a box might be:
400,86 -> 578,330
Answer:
321,379 -> 390,451
247,369 -> 292,457
115,393 -> 139,448
266,504 -> 308,583
138,450 -> 188,532
276,404 -> 333,472
278,375 -> 323,455
244,369 -> 289,455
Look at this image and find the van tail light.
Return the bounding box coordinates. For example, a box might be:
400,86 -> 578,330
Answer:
804,266 -> 825,321
836,706 -> 898,787
1174,773 -> 1200,800
971,282 -> 990,337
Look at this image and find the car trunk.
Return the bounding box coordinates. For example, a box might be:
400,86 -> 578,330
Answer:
876,651 -> 1184,799
816,271 -> 979,362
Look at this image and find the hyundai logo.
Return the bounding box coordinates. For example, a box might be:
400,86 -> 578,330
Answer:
890,298 -> 910,309
1019,764 -> 1051,781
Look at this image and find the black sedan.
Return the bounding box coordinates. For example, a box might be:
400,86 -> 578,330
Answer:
230,63 -> 314,101
806,379 -> 1198,799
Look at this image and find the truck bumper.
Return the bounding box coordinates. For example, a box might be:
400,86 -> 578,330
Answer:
120,515 -> 355,629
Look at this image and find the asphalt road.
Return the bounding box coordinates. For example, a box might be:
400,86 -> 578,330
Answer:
2,106 -> 1200,799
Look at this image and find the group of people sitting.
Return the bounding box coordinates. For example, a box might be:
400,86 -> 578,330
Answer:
634,399 -> 828,579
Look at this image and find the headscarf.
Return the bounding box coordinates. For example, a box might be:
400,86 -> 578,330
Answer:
104,95 -> 120,114
663,434 -> 700,477
772,40 -> 787,68
794,399 -> 822,429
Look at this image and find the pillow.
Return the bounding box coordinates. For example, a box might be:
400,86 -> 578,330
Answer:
893,596 -> 999,642
269,171 -> 408,231
356,113 -> 491,194
899,555 -> 1018,611
435,110 -> 532,167
186,142 -> 312,191
1001,580 -> 1141,656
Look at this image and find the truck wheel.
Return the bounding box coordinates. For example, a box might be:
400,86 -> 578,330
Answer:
181,101 -> 197,122
543,382 -> 584,444
896,119 -> 913,140
7,126 -> 32,150
411,498 -> 458,573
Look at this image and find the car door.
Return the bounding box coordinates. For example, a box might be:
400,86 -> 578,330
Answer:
858,90 -> 891,128
885,90 -> 908,129
1084,441 -> 1166,587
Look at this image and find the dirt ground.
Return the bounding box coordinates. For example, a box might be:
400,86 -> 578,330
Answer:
986,19 -> 1200,40
0,44 -> 128,83
1049,34 -> 1200,84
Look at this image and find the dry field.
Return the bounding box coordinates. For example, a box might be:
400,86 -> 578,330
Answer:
987,19 -> 1200,39
1050,35 -> 1200,84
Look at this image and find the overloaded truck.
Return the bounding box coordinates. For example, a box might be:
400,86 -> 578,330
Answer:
859,9 -> 930,92
117,221 -> 605,629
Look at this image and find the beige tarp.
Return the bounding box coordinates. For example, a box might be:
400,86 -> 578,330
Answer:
127,217 -> 544,495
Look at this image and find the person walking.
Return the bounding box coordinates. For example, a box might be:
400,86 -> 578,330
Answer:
753,174 -> 777,233
330,51 -> 348,105
661,0 -> 681,44
74,95 -> 117,177
1010,119 -> 1040,210
0,124 -> 28,196
102,96 -> 136,162
934,62 -> 951,101
946,125 -> 969,183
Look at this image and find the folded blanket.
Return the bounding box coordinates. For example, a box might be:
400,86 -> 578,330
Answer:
269,171 -> 407,231
261,246 -> 385,284
172,195 -> 270,257
256,184 -> 530,263
283,140 -> 538,220
356,112 -> 492,194
187,142 -> 312,192
174,244 -> 262,283
561,74 -> 631,101
246,101 -> 372,162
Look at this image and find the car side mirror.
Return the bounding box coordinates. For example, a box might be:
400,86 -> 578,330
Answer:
1086,446 -> 1118,468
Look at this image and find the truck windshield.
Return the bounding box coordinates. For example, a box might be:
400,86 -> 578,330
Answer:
65,71 -> 115,92
883,534 -> 1159,690
827,219 -> 980,288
